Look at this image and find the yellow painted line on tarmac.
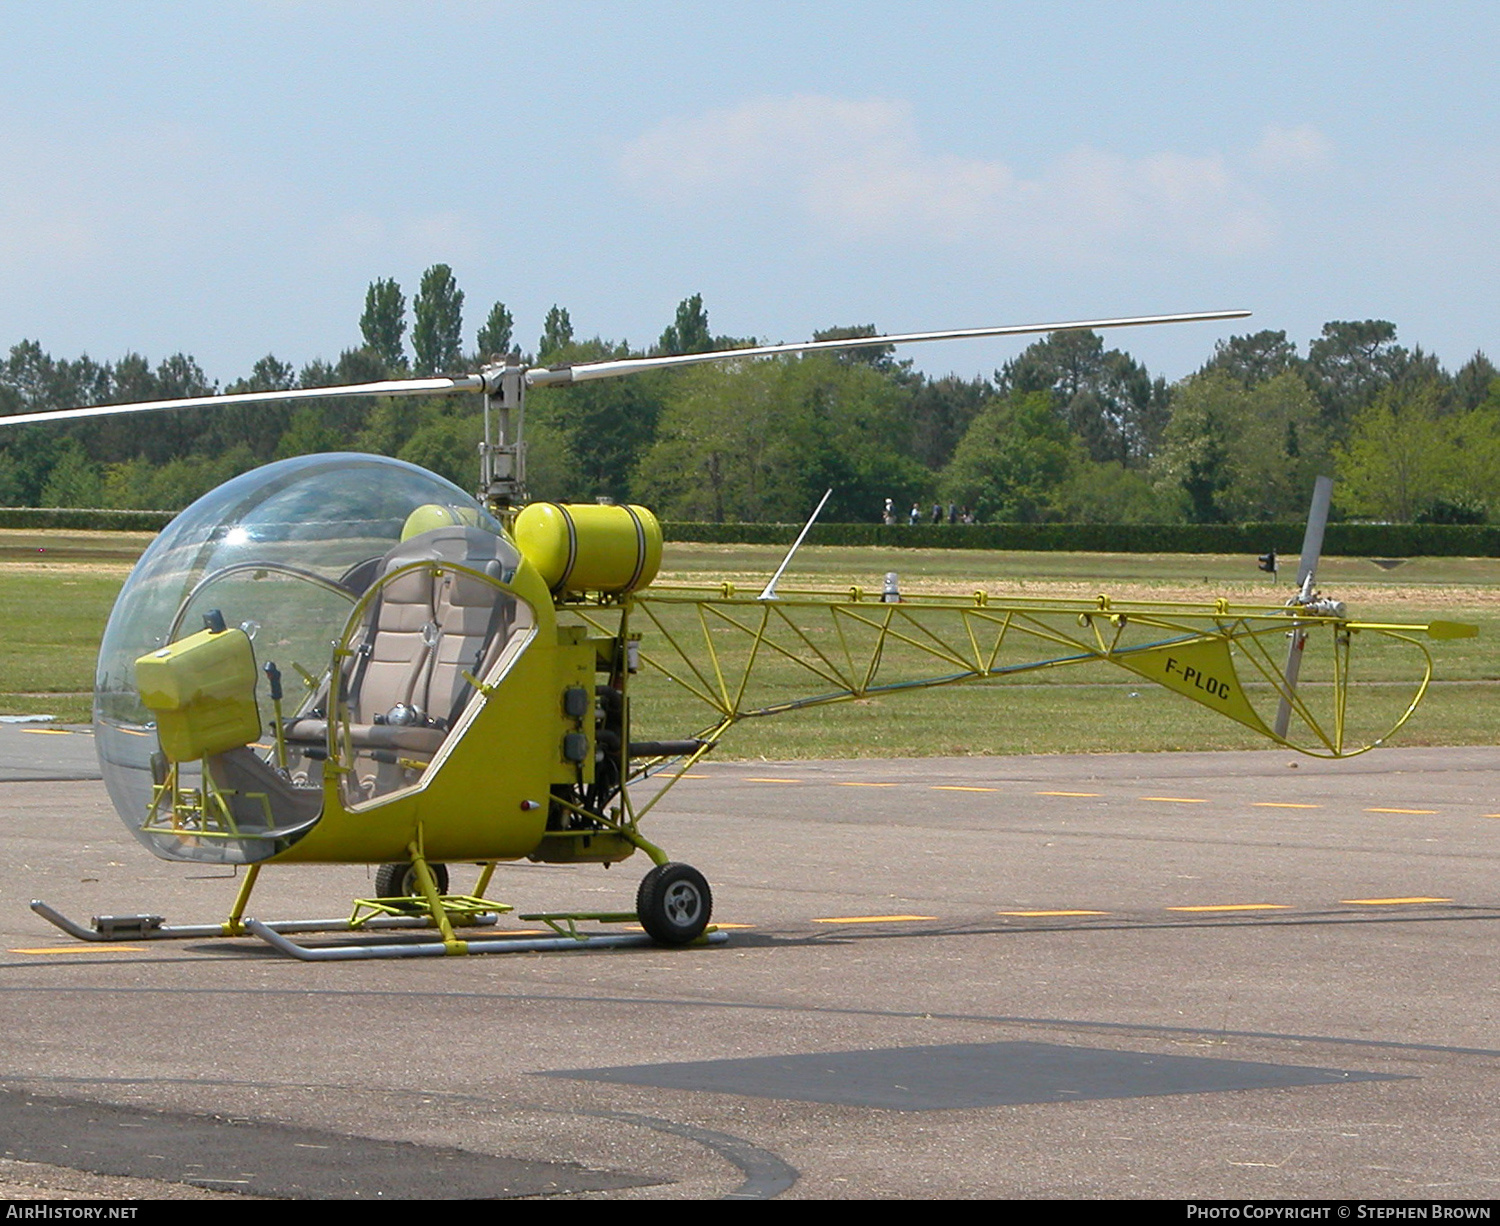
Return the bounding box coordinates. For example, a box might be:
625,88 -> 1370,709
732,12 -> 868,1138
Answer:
837,782 -> 900,788
1484,814 -> 1500,819
997,910 -> 1110,917
711,922 -> 755,929
1342,896 -> 1453,906
1365,807 -> 1438,815
932,785 -> 998,792
742,777 -> 802,784
1142,796 -> 1210,804
21,728 -> 72,736
1037,791 -> 1101,797
12,945 -> 147,954
679,774 -> 707,779
1253,802 -> 1321,809
1167,904 -> 1289,912
813,914 -> 937,924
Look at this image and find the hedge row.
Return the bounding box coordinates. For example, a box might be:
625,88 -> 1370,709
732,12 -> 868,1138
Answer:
6,505 -> 1500,556
662,520 -> 1500,557
0,506 -> 174,531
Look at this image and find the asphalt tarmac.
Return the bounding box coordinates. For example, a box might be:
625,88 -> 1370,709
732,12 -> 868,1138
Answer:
0,724 -> 1496,1200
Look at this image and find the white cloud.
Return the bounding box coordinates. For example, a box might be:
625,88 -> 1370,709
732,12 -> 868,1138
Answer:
620,95 -> 1282,257
401,210 -> 484,262
311,209 -> 484,267
1250,123 -> 1333,172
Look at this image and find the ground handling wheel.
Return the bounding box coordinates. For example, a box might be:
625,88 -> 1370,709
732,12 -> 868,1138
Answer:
375,861 -> 450,898
635,862 -> 712,946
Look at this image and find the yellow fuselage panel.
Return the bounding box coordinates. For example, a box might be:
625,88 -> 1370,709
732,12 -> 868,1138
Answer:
270,555 -> 566,865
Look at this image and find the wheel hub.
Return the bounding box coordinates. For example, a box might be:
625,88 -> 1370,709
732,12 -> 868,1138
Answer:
663,881 -> 701,925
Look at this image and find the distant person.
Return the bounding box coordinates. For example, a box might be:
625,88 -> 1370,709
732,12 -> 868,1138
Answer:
947,503 -> 957,525
909,502 -> 921,526
883,497 -> 894,526
932,503 -> 943,524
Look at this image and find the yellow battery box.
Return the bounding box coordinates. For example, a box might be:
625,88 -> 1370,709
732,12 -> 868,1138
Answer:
135,626 -> 261,762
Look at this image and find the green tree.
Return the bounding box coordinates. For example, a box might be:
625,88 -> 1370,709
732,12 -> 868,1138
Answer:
1337,381 -> 1499,522
1452,351 -> 1498,411
1154,372 -> 1327,522
906,373 -> 991,471
244,354 -> 296,392
397,405 -> 482,491
412,265 -> 465,375
360,278 -> 408,370
1055,460 -> 1175,523
2,340 -> 111,415
476,302 -> 515,360
39,439 -> 103,507
1198,330 -> 1301,386
275,406 -> 345,460
94,353 -> 213,466
0,427 -> 63,505
657,294 -> 714,355
1444,403 -> 1500,519
101,446 -> 257,511
634,355 -> 927,523
1307,320 -> 1408,435
940,392 -> 1076,522
999,330 -> 1163,466
528,336 -> 662,503
633,361 -> 811,523
214,354 -> 297,461
537,306 -> 574,362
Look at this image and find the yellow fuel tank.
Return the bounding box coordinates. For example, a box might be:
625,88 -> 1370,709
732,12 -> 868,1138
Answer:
513,502 -> 662,596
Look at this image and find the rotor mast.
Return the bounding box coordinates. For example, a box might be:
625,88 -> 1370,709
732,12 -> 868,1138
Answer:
479,365 -> 528,511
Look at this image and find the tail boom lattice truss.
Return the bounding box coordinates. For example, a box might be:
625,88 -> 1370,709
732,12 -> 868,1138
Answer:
602,587 -> 1457,763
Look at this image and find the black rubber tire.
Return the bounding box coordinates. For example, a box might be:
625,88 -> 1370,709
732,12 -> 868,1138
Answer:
375,861 -> 449,897
636,862 -> 712,946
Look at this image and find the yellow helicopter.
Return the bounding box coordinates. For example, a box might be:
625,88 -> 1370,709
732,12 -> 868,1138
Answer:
4,310 -> 1475,960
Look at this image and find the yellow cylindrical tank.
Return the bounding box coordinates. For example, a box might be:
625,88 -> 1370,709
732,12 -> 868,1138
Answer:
400,502 -> 484,541
512,502 -> 662,596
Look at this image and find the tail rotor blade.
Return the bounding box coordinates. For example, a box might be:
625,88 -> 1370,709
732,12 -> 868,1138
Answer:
1294,475 -> 1335,596
1274,475 -> 1336,740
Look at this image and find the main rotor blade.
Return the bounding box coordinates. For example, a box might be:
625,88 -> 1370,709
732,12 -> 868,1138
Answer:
0,374 -> 484,428
526,309 -> 1252,386
0,307 -> 1250,427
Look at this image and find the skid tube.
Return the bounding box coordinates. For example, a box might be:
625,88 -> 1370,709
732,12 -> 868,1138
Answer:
246,918 -> 729,961
29,899 -> 499,943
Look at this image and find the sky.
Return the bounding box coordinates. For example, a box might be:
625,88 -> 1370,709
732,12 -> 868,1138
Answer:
2,1 -> 1497,390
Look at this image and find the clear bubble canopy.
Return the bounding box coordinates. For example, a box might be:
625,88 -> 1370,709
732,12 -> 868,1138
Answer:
95,453 -> 503,861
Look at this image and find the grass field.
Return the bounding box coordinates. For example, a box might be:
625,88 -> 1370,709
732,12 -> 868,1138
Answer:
0,528 -> 1492,757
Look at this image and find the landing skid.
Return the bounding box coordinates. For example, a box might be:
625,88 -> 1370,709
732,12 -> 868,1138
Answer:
29,898 -> 501,943
248,917 -> 728,961
30,898 -> 726,961
29,847 -> 722,961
